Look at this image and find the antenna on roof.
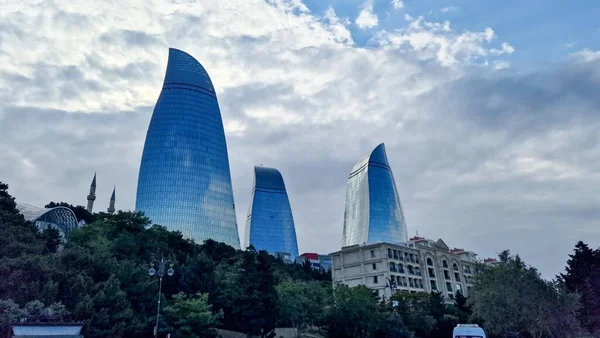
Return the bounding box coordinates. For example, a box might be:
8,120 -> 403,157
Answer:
416,231 -> 419,237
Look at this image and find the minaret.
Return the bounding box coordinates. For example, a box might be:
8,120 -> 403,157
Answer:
86,173 -> 96,213
107,187 -> 116,215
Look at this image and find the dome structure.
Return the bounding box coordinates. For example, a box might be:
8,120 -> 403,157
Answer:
17,203 -> 79,238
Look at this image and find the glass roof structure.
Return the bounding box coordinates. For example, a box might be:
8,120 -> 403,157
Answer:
11,324 -> 83,337
16,203 -> 79,237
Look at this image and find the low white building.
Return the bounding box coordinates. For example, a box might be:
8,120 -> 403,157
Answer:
330,236 -> 481,301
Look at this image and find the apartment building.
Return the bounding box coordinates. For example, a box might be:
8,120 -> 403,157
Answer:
330,236 -> 480,301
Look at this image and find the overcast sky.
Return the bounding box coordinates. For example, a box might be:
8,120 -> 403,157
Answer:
1,0 -> 599,278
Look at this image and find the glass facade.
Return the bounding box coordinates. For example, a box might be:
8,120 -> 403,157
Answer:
136,48 -> 240,249
244,166 -> 299,258
342,143 -> 408,246
17,203 -> 79,238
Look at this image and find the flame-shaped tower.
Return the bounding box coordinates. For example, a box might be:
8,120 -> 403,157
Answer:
135,48 -> 240,248
342,143 -> 408,246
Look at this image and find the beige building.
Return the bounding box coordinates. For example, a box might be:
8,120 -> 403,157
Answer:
330,236 -> 480,301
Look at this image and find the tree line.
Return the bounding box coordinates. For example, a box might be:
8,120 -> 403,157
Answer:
1,181 -> 599,337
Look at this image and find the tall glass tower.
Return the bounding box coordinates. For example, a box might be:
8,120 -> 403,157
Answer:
342,143 -> 408,247
136,48 -> 240,249
244,166 -> 299,258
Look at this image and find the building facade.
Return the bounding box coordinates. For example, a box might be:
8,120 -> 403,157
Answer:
136,48 -> 240,249
342,143 -> 408,247
296,253 -> 333,271
244,166 -> 299,258
330,237 -> 479,301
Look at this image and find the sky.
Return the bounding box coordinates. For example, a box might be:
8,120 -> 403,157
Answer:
1,0 -> 599,279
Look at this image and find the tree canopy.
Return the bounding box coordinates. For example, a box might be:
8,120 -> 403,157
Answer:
2,181 -> 599,338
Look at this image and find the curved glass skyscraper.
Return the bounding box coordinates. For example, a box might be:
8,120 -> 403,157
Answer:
244,166 -> 299,258
136,48 -> 240,249
342,143 -> 408,247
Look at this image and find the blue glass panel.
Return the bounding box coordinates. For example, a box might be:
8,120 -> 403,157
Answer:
136,48 -> 240,249
342,143 -> 408,246
244,166 -> 299,258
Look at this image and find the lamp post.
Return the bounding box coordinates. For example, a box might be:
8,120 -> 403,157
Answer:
383,277 -> 397,302
149,258 -> 174,338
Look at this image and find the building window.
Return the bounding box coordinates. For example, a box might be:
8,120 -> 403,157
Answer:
428,268 -> 435,278
415,267 -> 421,276
371,250 -> 375,258
444,270 -> 450,280
408,265 -> 414,275
442,260 -> 448,268
409,278 -> 414,288
446,282 -> 452,292
431,280 -> 437,290
396,275 -> 401,286
398,263 -> 405,273
388,248 -> 393,258
393,250 -> 399,259
454,272 -> 461,282
453,263 -> 459,271
456,284 -> 463,293
389,262 -> 397,272
372,263 -> 377,270
373,276 -> 378,284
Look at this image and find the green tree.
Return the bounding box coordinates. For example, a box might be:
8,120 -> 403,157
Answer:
559,241 -> 600,335
388,292 -> 435,337
213,250 -> 279,337
160,292 -> 221,338
0,182 -> 45,258
84,274 -> 142,338
469,250 -> 581,338
373,311 -> 413,338
584,267 -> 600,336
0,299 -> 71,338
453,291 -> 471,324
42,226 -> 61,253
327,284 -> 382,338
276,280 -> 329,332
0,299 -> 26,336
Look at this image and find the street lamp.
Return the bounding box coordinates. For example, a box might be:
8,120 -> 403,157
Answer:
383,277 -> 397,302
149,258 -> 175,338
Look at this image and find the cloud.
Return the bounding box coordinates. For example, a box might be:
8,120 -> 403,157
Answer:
0,0 -> 599,280
372,16 -> 514,67
355,0 -> 379,29
391,0 -> 404,10
492,60 -> 511,70
571,48 -> 600,62
440,6 -> 459,13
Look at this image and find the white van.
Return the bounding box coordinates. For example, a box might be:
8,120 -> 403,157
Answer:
453,324 -> 486,338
